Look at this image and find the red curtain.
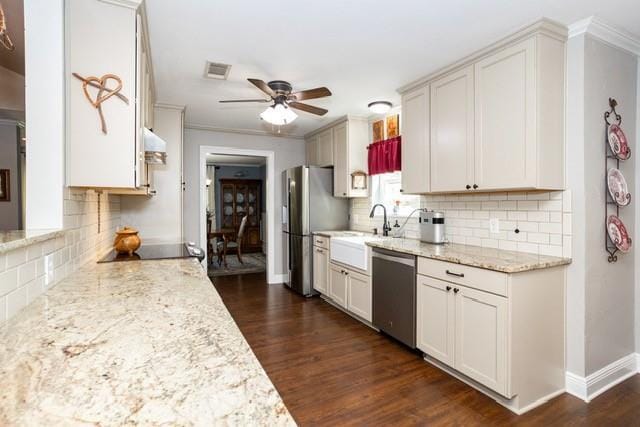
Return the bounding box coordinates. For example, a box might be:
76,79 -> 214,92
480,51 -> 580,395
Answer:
368,136 -> 401,176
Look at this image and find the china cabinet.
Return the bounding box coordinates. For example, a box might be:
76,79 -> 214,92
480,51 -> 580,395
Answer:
220,179 -> 261,252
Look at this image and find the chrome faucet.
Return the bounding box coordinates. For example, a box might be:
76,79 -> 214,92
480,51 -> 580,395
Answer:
369,204 -> 391,236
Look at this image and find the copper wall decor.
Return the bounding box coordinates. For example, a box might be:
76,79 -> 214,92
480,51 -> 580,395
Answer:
73,73 -> 129,134
0,2 -> 15,51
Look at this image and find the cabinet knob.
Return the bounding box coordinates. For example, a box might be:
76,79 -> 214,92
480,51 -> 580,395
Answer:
446,286 -> 452,292
342,193 -> 347,196
453,288 -> 460,294
399,189 -> 404,193
473,184 -> 478,189
466,185 -> 471,190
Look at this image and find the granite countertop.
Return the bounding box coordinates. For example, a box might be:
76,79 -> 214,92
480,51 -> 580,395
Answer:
314,230 -> 370,238
0,258 -> 293,425
366,238 -> 571,273
0,229 -> 65,254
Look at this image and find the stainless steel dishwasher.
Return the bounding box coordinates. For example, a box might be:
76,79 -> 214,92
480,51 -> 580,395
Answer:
372,247 -> 416,348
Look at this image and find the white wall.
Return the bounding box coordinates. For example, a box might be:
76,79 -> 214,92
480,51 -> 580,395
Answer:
566,32 -> 638,379
0,66 -> 24,115
183,128 -> 305,276
120,106 -> 184,243
25,0 -> 65,230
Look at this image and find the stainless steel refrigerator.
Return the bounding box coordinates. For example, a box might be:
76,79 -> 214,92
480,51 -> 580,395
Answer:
283,166 -> 349,296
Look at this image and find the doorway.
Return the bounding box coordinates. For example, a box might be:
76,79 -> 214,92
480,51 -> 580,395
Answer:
199,146 -> 276,283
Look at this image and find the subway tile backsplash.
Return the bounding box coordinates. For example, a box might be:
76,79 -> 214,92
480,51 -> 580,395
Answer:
0,189 -> 120,325
350,190 -> 572,258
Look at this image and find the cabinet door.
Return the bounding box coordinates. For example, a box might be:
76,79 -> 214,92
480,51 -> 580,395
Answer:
313,247 -> 329,294
475,38 -> 535,190
333,122 -> 349,197
430,66 -> 474,192
329,263 -> 348,308
317,129 -> 334,167
306,136 -> 319,165
401,85 -> 430,194
416,275 -> 455,367
66,0 -> 137,188
346,269 -> 372,322
454,285 -> 508,396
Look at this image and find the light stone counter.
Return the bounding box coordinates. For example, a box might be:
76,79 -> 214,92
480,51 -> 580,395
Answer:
0,258 -> 294,425
367,238 -> 571,273
0,229 -> 65,254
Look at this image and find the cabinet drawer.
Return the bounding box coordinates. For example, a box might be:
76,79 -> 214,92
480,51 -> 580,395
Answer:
314,236 -> 329,250
417,258 -> 507,297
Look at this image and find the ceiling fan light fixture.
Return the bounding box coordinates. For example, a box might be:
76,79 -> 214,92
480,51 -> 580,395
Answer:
260,102 -> 298,125
368,101 -> 392,115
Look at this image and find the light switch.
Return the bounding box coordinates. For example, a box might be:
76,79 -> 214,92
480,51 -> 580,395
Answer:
489,218 -> 500,234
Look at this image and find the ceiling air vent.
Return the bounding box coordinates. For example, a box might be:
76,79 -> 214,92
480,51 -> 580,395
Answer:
204,61 -> 231,80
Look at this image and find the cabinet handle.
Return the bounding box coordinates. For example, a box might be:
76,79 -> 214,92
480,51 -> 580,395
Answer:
446,286 -> 452,292
316,249 -> 323,253
465,185 -> 471,190
453,288 -> 460,294
473,184 -> 478,189
446,270 -> 465,278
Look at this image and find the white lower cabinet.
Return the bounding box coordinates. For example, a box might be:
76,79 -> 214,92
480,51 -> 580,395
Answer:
328,263 -> 348,308
312,246 -> 329,294
346,269 -> 372,322
417,273 -> 507,396
416,256 -> 566,414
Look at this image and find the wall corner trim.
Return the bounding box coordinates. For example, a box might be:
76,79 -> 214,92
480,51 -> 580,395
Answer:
568,16 -> 640,57
565,353 -> 639,402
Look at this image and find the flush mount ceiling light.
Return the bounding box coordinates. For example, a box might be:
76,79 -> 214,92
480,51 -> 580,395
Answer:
260,102 -> 298,125
368,101 -> 392,115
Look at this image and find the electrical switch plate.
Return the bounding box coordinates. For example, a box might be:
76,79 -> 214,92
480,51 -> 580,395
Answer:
489,218 -> 500,234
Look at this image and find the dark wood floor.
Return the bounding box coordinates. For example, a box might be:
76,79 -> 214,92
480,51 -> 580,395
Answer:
213,273 -> 640,426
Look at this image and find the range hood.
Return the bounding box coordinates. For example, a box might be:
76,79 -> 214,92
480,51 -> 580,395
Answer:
144,128 -> 167,164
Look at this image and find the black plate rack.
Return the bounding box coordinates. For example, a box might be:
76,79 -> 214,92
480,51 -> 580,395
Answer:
604,98 -> 631,262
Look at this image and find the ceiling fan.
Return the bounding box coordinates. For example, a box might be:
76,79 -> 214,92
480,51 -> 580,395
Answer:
220,79 -> 332,125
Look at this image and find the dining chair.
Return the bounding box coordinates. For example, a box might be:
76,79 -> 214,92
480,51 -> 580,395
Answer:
218,215 -> 248,265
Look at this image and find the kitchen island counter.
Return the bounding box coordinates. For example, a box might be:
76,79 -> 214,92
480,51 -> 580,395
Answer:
0,258 -> 293,425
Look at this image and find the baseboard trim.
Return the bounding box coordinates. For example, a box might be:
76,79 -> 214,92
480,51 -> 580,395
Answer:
565,353 -> 639,402
269,273 -> 288,284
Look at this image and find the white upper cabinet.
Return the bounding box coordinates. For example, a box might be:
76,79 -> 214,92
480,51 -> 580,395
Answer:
474,38 -> 535,190
430,66 -> 475,193
400,85 -> 430,194
66,0 -> 154,191
398,20 -> 566,193
317,129 -> 334,167
305,116 -> 369,198
306,135 -> 319,165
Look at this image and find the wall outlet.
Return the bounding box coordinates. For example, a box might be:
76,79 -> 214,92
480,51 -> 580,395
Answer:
489,218 -> 500,234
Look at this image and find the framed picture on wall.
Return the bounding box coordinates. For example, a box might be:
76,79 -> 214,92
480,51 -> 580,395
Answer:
386,114 -> 399,138
372,120 -> 384,142
0,169 -> 9,201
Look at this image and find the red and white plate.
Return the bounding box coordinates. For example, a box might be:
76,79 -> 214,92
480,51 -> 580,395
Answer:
608,124 -> 631,160
607,168 -> 631,206
607,215 -> 632,253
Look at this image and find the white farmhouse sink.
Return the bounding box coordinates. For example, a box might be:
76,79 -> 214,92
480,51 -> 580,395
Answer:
330,235 -> 383,271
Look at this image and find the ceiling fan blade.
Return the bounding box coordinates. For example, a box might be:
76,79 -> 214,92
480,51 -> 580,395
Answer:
247,78 -> 276,97
219,99 -> 271,103
288,101 -> 328,116
289,87 -> 332,101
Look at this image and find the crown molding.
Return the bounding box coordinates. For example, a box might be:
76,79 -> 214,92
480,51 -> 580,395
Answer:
185,123 -> 305,140
303,114 -> 369,139
568,16 -> 640,57
397,17 -> 568,94
154,103 -> 186,112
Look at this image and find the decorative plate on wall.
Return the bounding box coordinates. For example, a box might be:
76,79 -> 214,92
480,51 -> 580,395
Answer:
607,215 -> 631,253
607,168 -> 631,206
608,124 -> 631,160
